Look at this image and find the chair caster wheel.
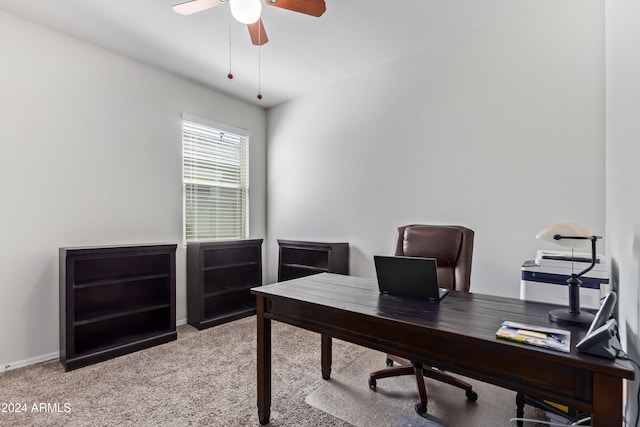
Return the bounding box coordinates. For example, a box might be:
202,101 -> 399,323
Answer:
415,403 -> 427,415
385,358 -> 394,367
466,390 -> 478,402
368,378 -> 377,390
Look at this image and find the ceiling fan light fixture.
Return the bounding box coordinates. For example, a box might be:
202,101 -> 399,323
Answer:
229,0 -> 262,24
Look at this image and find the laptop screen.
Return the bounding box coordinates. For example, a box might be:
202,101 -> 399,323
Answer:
374,255 -> 448,301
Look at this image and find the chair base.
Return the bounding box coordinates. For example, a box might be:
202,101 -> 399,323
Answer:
369,355 -> 477,414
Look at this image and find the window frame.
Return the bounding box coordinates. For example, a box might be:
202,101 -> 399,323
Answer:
181,114 -> 250,242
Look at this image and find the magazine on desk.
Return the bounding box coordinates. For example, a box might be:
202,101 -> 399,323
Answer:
496,321 -> 571,353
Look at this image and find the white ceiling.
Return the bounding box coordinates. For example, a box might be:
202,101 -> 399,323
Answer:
0,0 -> 538,108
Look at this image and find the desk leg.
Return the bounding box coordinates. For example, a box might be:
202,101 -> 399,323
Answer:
321,333 -> 332,380
256,296 -> 271,425
591,373 -> 622,427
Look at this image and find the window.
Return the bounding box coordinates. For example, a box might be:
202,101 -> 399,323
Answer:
182,115 -> 249,241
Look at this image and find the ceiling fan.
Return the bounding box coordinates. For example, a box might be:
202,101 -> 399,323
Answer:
172,0 -> 327,46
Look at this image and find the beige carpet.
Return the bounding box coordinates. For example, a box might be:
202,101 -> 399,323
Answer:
306,349 -> 548,427
0,317 -> 365,427
0,316 -> 546,426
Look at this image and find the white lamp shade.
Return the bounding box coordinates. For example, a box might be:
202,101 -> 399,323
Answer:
536,223 -> 591,249
229,0 -> 262,24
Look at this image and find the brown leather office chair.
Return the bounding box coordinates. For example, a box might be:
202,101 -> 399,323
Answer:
368,224 -> 477,415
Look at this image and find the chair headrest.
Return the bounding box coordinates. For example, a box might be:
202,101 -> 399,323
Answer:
402,226 -> 464,266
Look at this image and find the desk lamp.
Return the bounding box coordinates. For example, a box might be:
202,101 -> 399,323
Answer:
536,223 -> 601,327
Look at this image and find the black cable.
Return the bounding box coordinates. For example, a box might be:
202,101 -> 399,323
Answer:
615,347 -> 640,427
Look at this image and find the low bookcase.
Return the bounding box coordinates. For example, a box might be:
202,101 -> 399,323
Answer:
59,243 -> 177,371
187,239 -> 263,329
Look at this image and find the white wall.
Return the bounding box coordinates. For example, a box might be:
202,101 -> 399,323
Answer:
267,1 -> 605,297
605,0 -> 640,420
0,11 -> 266,369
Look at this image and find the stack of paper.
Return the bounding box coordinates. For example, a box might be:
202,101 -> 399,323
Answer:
496,321 -> 571,353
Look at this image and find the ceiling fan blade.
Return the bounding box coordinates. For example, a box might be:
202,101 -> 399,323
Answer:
248,19 -> 269,45
172,0 -> 225,15
265,0 -> 326,17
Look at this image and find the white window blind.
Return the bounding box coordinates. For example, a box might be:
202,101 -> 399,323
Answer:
182,117 -> 249,241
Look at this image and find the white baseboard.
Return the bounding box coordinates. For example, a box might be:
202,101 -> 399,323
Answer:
2,351 -> 59,373
2,319 -> 189,373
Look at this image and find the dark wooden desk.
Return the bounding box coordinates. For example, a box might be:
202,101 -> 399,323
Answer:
251,273 -> 634,426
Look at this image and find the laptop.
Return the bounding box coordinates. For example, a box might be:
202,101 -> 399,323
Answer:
374,255 -> 449,301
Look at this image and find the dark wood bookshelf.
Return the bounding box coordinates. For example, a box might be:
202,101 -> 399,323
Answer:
59,243 -> 177,371
186,239 -> 263,330
277,239 -> 349,282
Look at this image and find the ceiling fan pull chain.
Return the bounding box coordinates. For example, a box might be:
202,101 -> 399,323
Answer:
227,8 -> 233,79
257,19 -> 263,100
